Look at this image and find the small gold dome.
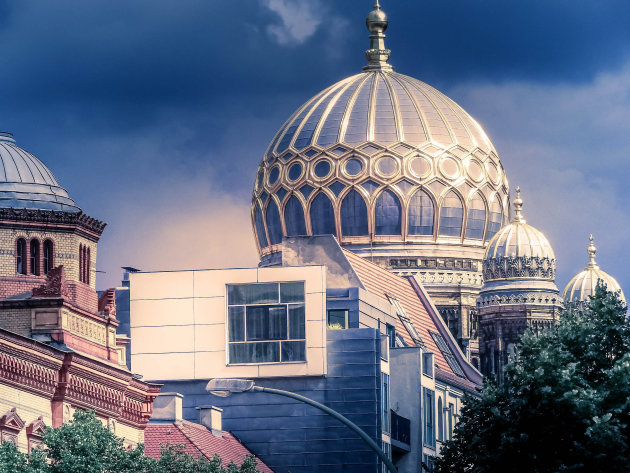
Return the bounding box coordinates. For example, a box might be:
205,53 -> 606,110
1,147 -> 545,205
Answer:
562,235 -> 625,304
482,187 -> 555,282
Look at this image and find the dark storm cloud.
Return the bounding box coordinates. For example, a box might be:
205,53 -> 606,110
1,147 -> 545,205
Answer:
0,0 -> 629,288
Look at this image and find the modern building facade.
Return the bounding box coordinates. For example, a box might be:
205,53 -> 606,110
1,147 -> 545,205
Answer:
129,235 -> 481,472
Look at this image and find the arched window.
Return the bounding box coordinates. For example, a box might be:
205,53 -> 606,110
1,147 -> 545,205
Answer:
43,240 -> 54,275
265,200 -> 283,245
30,239 -> 40,276
437,397 -> 444,442
408,190 -> 434,236
254,206 -> 268,248
340,190 -> 368,237
16,238 -> 26,275
465,194 -> 487,240
79,244 -> 84,283
87,247 -> 91,285
439,192 -> 463,237
284,195 -> 307,236
486,199 -> 503,240
310,193 -> 336,236
374,190 -> 401,235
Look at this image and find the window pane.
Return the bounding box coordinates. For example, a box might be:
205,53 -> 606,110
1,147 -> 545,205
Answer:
327,310 -> 347,328
284,196 -> 307,236
439,193 -> 463,237
487,200 -> 503,240
375,190 -> 402,235
340,190 -> 368,236
254,206 -> 268,248
465,194 -> 486,240
289,304 -> 305,339
246,305 -> 287,341
408,190 -> 434,235
266,200 -> 283,245
280,282 -> 304,303
228,283 -> 278,305
310,193 -> 336,236
228,306 -> 245,342
281,341 -> 305,361
229,342 -> 280,363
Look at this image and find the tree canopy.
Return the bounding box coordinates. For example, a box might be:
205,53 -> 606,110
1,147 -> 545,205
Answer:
436,283 -> 630,473
0,410 -> 262,473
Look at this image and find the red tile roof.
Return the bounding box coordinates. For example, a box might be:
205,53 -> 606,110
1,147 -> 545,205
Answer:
342,249 -> 482,389
144,421 -> 273,473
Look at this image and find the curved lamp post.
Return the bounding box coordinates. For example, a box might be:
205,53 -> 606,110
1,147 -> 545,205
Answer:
206,378 -> 397,473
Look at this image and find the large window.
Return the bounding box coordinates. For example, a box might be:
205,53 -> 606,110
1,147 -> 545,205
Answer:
227,282 -> 306,364
265,200 -> 283,245
374,190 -> 401,235
310,193 -> 336,236
408,190 -> 434,235
340,190 -> 368,236
465,193 -> 486,240
487,199 -> 503,240
423,388 -> 435,448
284,195 -> 307,236
439,192 -> 463,237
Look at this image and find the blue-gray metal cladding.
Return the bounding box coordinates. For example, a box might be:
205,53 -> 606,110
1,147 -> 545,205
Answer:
0,133 -> 80,212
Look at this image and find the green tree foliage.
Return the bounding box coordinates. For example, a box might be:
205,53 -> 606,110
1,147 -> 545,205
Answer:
435,283 -> 630,473
0,410 -> 262,473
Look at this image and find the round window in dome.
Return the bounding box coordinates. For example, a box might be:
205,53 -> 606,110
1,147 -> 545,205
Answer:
313,160 -> 331,178
438,156 -> 460,179
268,166 -> 280,186
409,156 -> 432,178
288,162 -> 303,181
345,158 -> 363,176
465,159 -> 484,182
486,161 -> 500,185
376,156 -> 398,176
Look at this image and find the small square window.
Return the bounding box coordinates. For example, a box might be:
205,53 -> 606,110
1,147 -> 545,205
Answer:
327,309 -> 348,329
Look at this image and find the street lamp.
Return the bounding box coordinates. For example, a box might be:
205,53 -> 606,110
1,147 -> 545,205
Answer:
206,378 -> 397,473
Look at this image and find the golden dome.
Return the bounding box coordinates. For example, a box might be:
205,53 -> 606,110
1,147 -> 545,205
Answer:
562,235 -> 625,304
482,187 -> 555,282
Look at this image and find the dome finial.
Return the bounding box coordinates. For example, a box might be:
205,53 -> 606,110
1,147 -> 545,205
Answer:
363,0 -> 393,72
513,186 -> 526,223
587,234 -> 598,268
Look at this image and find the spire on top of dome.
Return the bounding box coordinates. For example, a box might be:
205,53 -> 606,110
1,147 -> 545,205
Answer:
587,234 -> 598,269
512,186 -> 526,223
364,0 -> 393,72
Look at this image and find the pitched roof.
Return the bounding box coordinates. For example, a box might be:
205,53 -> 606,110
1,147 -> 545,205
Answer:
342,249 -> 482,389
144,421 -> 273,473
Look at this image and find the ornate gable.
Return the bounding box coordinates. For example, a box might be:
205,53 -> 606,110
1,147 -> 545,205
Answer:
0,408 -> 25,444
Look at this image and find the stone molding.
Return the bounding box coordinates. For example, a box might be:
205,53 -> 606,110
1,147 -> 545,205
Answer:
483,255 -> 556,281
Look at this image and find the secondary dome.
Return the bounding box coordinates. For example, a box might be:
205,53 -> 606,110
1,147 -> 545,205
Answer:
563,235 -> 625,304
251,3 -> 509,264
0,132 -> 79,212
482,187 -> 555,282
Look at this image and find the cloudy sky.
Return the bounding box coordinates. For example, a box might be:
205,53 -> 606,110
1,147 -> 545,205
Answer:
1,0 -> 630,293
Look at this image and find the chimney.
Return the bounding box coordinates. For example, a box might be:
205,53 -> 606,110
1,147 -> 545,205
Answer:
196,405 -> 223,437
151,393 -> 183,423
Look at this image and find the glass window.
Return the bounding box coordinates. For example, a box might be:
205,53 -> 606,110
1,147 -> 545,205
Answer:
382,373 -> 390,434
310,193 -> 336,236
437,397 -> 444,442
422,352 -> 434,377
408,190 -> 434,235
16,238 -> 26,275
284,196 -> 307,236
387,324 -> 396,348
448,403 -> 454,440
429,331 -> 466,378
30,239 -> 40,276
340,190 -> 368,236
423,388 -> 435,448
387,295 -> 424,346
43,240 -> 53,275
254,206 -> 268,248
227,282 -> 306,364
487,199 -> 503,240
265,200 -> 283,245
375,190 -> 402,235
465,194 -> 486,240
439,192 -> 463,237
313,160 -> 331,178
327,309 -> 348,329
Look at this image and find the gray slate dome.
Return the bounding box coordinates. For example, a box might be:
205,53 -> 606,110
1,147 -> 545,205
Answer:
0,132 -> 80,212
